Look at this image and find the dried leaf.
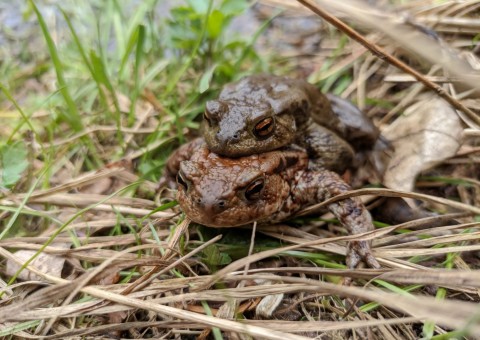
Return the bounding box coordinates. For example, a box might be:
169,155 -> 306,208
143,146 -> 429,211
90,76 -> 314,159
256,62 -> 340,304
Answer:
6,243 -> 70,281
383,97 -> 463,191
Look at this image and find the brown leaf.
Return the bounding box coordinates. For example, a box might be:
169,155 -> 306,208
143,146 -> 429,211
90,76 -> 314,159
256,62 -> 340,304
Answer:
383,97 -> 463,191
6,243 -> 70,281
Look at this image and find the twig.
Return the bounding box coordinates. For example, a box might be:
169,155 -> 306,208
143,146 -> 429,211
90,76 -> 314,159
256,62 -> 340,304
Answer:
296,0 -> 480,126
298,187 -> 480,216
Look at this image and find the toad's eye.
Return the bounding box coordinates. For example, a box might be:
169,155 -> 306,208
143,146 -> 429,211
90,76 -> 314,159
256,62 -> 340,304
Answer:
176,171 -> 189,191
253,117 -> 275,139
244,178 -> 265,201
203,110 -> 212,126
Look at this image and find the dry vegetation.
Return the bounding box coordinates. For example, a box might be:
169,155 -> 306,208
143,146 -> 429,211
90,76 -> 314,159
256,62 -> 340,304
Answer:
1,0 -> 480,339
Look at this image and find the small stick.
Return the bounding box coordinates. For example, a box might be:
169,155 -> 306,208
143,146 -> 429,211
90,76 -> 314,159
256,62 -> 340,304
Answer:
296,0 -> 480,126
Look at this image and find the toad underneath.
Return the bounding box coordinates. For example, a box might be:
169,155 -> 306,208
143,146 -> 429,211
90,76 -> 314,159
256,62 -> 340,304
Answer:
161,138 -> 379,270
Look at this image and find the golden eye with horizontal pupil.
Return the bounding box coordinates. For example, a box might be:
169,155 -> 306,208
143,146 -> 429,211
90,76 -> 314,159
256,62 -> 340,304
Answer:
253,117 -> 274,138
244,178 -> 265,201
176,171 -> 189,191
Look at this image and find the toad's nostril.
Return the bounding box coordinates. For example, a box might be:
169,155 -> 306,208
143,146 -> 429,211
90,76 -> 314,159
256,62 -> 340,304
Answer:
216,132 -> 240,146
216,133 -> 227,146
203,199 -> 228,215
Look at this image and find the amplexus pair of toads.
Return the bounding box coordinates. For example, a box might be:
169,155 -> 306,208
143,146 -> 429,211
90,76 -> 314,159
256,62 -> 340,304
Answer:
161,74 -> 380,269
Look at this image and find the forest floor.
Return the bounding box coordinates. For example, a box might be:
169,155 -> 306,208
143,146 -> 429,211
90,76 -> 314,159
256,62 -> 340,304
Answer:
1,1 -> 480,339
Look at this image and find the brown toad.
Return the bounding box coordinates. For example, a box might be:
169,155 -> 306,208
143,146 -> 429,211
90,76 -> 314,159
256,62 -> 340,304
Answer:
163,138 -> 379,269
203,74 -> 379,173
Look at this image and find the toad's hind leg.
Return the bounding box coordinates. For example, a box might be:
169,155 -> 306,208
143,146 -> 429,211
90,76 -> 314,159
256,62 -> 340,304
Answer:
336,195 -> 380,270
344,240 -> 379,286
294,169 -> 380,270
346,240 -> 380,270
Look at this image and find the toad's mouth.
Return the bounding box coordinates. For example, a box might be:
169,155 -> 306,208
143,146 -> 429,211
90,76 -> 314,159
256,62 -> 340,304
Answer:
178,196 -> 262,228
185,205 -> 256,228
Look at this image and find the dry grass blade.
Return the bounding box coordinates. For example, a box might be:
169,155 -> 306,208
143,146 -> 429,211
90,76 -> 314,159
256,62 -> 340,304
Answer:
195,226 -> 392,291
39,243 -> 165,336
121,219 -> 220,295
38,317 -> 420,339
239,267 -> 480,289
376,244 -> 480,258
375,219 -> 477,246
245,317 -> 421,332
0,283 -> 312,340
2,1 -> 480,338
16,193 -> 157,209
382,230 -> 480,248
5,272 -> 480,337
15,167 -> 126,199
4,243 -> 311,338
5,269 -> 480,320
40,321 -> 203,340
47,125 -> 161,147
296,0 -> 480,126
299,187 -> 480,216
0,280 -> 77,322
223,274 -> 480,335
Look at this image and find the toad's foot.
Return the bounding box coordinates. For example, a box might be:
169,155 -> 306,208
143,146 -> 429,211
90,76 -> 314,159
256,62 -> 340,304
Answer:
346,240 -> 380,270
342,241 -> 379,286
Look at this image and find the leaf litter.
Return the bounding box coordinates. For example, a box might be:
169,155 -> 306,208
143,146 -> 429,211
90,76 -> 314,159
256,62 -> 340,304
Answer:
383,96 -> 463,192
0,0 -> 480,339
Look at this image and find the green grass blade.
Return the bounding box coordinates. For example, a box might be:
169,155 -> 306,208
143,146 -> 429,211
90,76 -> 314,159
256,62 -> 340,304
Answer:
112,0 -> 127,58
0,167 -> 48,240
423,252 -> 455,338
199,63 -> 218,93
60,9 -> 94,75
60,8 -> 111,116
3,181 -> 141,292
200,300 -> 223,340
0,320 -> 42,337
118,25 -> 139,81
128,25 -> 146,126
140,59 -> 170,88
164,0 -> 214,95
0,83 -> 40,147
117,0 -> 156,80
89,49 -> 122,144
0,205 -> 63,225
29,0 -> 83,132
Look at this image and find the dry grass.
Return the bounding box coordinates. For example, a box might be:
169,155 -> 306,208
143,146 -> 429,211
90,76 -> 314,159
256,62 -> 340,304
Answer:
1,0 -> 480,339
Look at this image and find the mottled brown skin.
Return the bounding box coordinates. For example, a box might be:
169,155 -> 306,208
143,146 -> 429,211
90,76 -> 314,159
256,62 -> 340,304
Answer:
325,93 -> 379,150
165,139 -> 379,269
203,74 -> 379,173
159,137 -> 204,189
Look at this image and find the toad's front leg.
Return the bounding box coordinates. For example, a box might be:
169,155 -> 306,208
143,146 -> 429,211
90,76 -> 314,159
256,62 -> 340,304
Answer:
297,123 -> 354,174
292,170 -> 380,269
